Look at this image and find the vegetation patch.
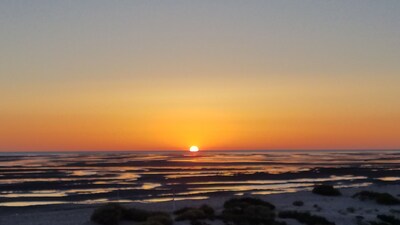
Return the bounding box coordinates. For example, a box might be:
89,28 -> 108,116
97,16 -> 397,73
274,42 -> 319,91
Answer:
353,191 -> 400,205
190,220 -> 210,225
220,197 -> 285,225
91,203 -> 125,225
369,222 -> 390,225
199,204 -> 215,216
146,212 -> 173,225
223,197 -> 275,210
91,203 -> 172,225
312,185 -> 341,196
346,207 -> 355,213
278,210 -> 335,225
293,200 -> 304,207
122,207 -> 151,221
376,214 -> 400,225
174,204 -> 215,221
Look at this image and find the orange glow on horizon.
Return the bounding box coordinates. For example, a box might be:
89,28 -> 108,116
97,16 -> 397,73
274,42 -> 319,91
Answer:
189,146 -> 199,152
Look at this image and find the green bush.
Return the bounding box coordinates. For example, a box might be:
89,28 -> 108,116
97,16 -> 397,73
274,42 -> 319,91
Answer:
91,203 -> 125,225
312,185 -> 341,196
278,210 -> 335,225
353,191 -> 400,205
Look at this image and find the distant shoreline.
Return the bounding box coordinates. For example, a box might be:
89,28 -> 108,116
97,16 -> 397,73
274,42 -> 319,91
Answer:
1,149 -> 400,155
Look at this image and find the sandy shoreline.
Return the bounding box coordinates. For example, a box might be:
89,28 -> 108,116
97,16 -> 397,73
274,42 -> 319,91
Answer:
2,151 -> 399,209
1,184 -> 399,225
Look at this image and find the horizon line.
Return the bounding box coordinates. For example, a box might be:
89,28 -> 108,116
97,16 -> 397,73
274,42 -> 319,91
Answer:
1,149 -> 400,153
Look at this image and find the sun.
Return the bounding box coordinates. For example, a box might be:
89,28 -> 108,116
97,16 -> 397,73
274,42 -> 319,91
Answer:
189,146 -> 199,152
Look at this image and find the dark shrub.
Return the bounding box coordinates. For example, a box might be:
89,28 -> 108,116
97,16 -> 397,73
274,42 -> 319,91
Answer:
150,212 -> 171,218
312,185 -> 341,196
91,203 -> 124,225
91,203 -> 172,225
174,207 -> 194,215
278,211 -> 335,225
122,207 -> 151,221
141,221 -> 164,225
199,204 -> 215,217
174,205 -> 215,221
221,197 -> 283,225
355,215 -> 364,220
293,201 -> 304,207
275,222 -> 287,225
346,207 -> 355,213
190,220 -> 210,225
175,208 -> 207,221
221,206 -> 276,225
147,213 -> 173,225
370,222 -> 391,225
223,197 -> 275,210
377,214 -> 400,225
390,209 -> 400,214
376,193 -> 400,205
353,191 -> 400,205
243,204 -> 275,220
369,222 -> 390,225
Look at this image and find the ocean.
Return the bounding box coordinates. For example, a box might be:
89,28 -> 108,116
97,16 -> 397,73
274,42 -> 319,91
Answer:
0,150 -> 399,207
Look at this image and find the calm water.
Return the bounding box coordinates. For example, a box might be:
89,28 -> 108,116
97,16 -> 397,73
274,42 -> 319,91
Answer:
0,150 -> 399,207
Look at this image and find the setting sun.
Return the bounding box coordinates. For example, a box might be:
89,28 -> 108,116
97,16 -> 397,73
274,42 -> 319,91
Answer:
189,146 -> 199,152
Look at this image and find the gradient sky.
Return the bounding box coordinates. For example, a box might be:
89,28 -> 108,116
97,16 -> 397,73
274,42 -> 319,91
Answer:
1,1 -> 400,151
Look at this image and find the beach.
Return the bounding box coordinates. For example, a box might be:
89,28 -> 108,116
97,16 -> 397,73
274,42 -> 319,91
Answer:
1,184 -> 400,225
1,151 -> 400,225
1,151 -> 400,208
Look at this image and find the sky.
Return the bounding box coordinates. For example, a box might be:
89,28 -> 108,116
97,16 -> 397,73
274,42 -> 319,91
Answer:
1,1 -> 400,151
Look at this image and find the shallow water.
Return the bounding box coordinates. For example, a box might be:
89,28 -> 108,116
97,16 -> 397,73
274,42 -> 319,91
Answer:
0,150 -> 399,207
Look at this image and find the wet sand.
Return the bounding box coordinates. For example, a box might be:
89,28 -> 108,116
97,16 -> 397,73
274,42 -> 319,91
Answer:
1,184 -> 400,225
1,151 -> 400,207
